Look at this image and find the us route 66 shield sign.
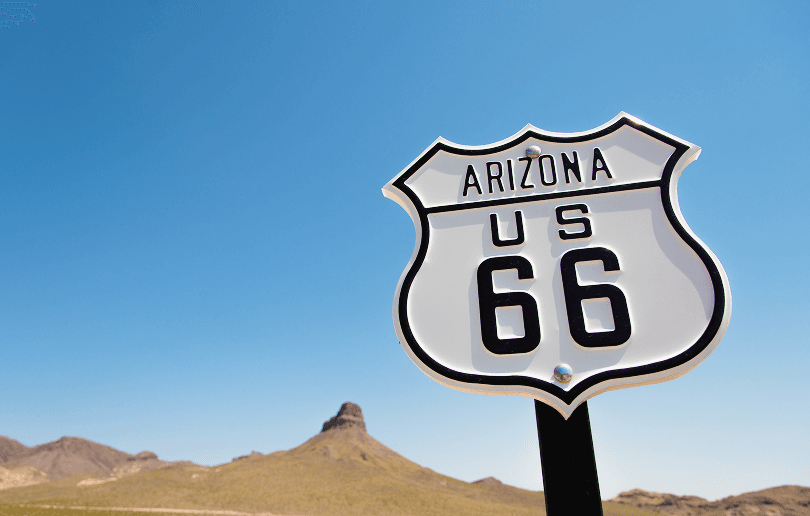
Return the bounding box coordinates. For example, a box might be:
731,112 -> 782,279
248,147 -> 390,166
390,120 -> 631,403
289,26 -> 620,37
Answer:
383,113 -> 731,418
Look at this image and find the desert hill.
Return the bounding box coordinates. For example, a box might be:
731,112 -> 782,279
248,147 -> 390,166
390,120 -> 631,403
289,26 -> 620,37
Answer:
0,437 -> 29,463
0,403 -> 806,516
611,485 -> 810,516
0,435 -> 171,491
1,436 -> 133,479
0,436 -> 169,481
0,403 -> 657,516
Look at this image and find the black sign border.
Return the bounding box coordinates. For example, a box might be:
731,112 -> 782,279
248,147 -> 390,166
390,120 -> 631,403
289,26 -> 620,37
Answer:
391,116 -> 728,407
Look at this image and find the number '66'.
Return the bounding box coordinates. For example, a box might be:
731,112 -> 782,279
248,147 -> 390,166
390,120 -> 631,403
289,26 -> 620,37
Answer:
476,247 -> 632,355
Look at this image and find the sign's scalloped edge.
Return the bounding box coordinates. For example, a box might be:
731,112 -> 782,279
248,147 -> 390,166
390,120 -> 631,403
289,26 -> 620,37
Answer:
382,113 -> 731,419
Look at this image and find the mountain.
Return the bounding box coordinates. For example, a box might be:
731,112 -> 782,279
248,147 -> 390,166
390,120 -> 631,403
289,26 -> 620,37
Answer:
0,404 -> 805,516
1,436 -> 133,479
0,402 -> 658,516
0,437 -> 28,463
0,435 -> 171,491
610,486 -> 810,515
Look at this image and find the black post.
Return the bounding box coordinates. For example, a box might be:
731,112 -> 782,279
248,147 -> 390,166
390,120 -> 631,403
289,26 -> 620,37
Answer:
535,400 -> 603,515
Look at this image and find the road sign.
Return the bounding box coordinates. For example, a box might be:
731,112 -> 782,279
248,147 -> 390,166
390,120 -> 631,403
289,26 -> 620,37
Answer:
383,113 -> 731,418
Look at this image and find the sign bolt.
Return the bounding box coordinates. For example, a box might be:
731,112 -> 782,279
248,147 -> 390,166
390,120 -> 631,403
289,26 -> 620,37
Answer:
525,145 -> 542,159
554,364 -> 572,383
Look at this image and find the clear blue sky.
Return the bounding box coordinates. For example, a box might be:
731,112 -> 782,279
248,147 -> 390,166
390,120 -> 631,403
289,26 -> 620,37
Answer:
1,0 -> 807,501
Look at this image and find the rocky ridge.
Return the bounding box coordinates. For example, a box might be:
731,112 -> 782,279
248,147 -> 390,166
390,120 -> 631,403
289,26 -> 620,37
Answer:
473,477 -> 504,486
232,451 -> 263,462
111,450 -> 167,478
611,486 -> 810,516
1,436 -> 133,479
0,436 -> 172,488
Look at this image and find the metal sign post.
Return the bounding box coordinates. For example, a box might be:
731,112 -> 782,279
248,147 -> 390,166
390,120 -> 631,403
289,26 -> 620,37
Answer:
383,113 -> 730,514
536,400 -> 602,515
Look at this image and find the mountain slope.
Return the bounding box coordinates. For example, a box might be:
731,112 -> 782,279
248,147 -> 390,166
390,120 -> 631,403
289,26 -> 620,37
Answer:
0,437 -> 28,463
0,403 -> 657,516
611,485 -> 810,516
0,465 -> 48,491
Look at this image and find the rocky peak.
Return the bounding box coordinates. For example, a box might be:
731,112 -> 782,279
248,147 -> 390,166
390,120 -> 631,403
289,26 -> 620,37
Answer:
321,402 -> 366,433
128,451 -> 158,462
232,451 -> 263,462
45,436 -> 100,452
472,477 -> 503,486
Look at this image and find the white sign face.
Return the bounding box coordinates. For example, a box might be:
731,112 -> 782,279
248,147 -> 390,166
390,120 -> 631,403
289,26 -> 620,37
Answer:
383,113 -> 731,418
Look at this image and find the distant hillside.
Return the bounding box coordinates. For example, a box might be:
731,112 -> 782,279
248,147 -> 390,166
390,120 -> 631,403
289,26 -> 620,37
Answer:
0,437 -> 28,463
0,403 -> 657,516
1,436 -> 133,479
0,435 -> 171,491
1,404 -> 806,516
611,485 -> 810,515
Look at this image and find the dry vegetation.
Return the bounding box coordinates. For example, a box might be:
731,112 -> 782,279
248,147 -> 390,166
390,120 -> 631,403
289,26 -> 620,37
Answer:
0,427 -> 656,516
2,406 -> 806,516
